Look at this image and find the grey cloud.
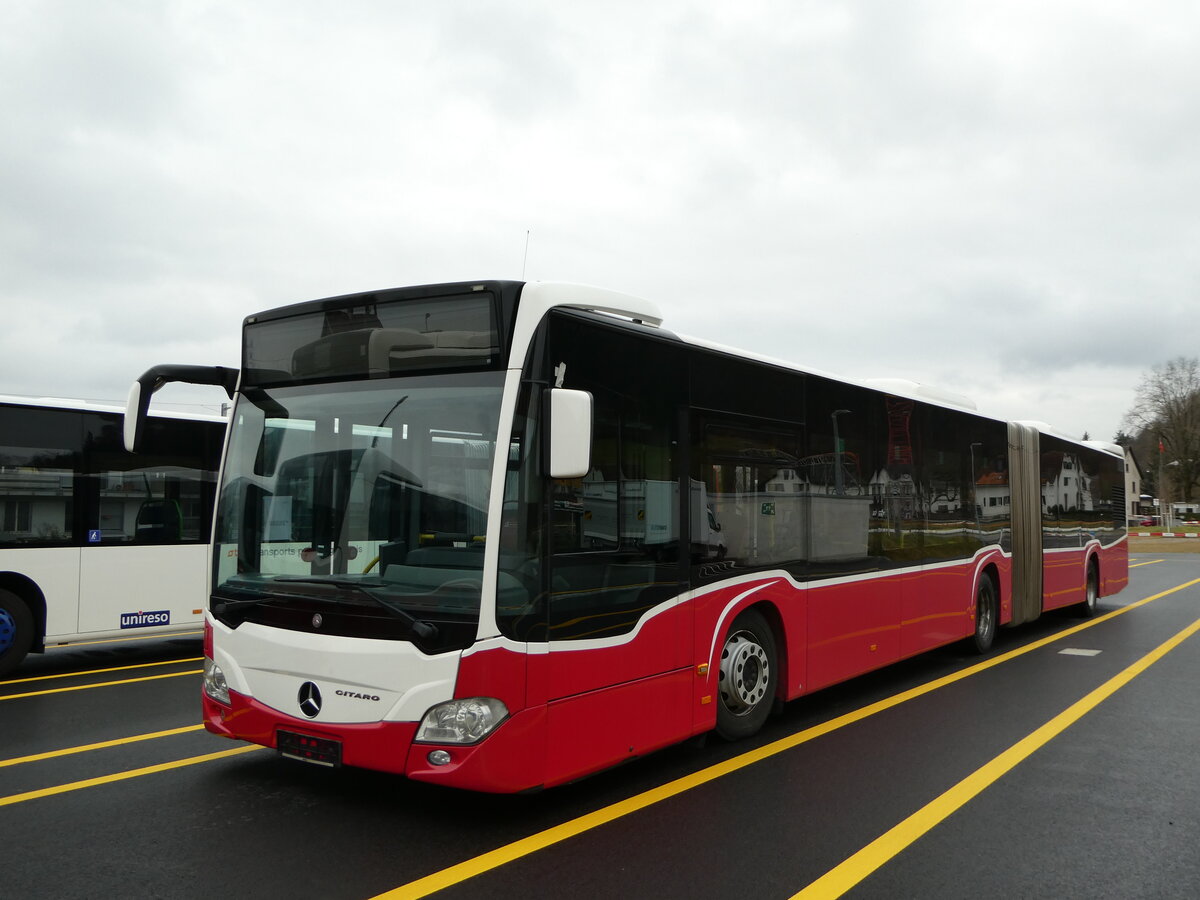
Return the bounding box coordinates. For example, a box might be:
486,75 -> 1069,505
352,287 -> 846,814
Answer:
1,0 -> 1196,446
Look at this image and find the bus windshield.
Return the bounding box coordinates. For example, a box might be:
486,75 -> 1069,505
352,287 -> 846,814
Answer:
211,371 -> 505,648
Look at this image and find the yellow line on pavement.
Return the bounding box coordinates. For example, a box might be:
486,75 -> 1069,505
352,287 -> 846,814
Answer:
45,630 -> 204,650
0,669 -> 201,700
0,745 -> 265,807
794,611 -> 1200,897
1129,559 -> 1164,568
0,725 -> 205,768
3,657 -> 204,686
373,577 -> 1200,899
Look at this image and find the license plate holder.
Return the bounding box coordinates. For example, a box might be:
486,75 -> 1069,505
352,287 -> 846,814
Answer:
277,729 -> 342,767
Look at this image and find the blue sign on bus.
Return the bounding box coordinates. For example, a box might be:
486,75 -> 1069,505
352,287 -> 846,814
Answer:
120,610 -> 171,629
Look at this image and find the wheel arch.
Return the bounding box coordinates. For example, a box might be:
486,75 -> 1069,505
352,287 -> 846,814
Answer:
980,561 -> 1001,608
712,600 -> 786,741
973,557 -> 1004,627
0,572 -> 48,654
744,599 -> 789,705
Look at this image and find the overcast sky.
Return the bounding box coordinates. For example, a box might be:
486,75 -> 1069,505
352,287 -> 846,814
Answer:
3,0 -> 1197,441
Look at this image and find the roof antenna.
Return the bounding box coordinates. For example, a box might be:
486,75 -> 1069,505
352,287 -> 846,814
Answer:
521,229 -> 531,279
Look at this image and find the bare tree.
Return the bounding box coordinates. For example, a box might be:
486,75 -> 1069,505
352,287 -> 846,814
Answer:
1125,357 -> 1200,502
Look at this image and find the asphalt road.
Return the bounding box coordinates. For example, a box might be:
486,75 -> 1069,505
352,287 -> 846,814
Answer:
4,552 -> 1199,899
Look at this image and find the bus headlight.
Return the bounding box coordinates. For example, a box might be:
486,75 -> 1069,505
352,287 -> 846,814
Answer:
204,658 -> 231,706
415,697 -> 508,744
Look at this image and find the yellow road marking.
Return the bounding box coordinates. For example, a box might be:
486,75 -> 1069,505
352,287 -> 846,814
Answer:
794,611 -> 1200,897
0,669 -> 201,701
1129,559 -> 1164,568
3,657 -> 204,686
0,725 -> 205,768
373,578 -> 1200,899
45,630 -> 204,650
0,745 -> 265,807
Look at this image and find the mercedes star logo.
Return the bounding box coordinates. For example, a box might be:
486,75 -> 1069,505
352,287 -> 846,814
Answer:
298,681 -> 322,718
312,613 -> 323,629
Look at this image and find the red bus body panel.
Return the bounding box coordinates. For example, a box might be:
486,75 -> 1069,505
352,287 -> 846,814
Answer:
204,540 -> 1126,792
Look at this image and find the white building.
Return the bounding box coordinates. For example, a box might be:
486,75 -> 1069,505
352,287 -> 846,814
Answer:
1124,447 -> 1144,522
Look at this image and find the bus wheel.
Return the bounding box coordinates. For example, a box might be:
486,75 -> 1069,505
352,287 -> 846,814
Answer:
0,589 -> 34,678
1079,562 -> 1100,618
971,576 -> 998,655
715,609 -> 777,741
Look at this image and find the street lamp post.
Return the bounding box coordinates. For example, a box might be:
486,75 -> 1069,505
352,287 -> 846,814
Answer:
1160,439 -> 1173,531
832,410 -> 850,496
970,442 -> 982,537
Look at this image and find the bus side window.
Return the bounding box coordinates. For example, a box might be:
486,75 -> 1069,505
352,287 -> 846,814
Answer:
0,447 -> 75,546
545,316 -> 683,642
691,419 -> 807,573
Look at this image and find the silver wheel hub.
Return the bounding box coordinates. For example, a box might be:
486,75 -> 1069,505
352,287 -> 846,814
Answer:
720,631 -> 770,715
978,596 -> 994,636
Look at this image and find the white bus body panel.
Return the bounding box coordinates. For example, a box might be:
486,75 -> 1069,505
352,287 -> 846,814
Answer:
76,544 -> 209,635
2,547 -> 82,637
2,544 -> 209,642
210,617 -> 461,724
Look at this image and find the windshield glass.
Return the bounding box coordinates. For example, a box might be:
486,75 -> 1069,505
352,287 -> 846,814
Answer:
212,372 -> 504,648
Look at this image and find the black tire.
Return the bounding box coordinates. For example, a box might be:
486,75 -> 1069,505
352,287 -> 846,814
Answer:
715,608 -> 778,741
971,575 -> 998,654
0,588 -> 34,678
1079,561 -> 1100,618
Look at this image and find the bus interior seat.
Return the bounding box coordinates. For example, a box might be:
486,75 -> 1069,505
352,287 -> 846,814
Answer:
135,499 -> 183,543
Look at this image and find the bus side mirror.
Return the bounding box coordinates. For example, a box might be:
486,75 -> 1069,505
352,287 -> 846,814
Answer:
124,364 -> 238,452
124,379 -> 153,453
548,389 -> 592,479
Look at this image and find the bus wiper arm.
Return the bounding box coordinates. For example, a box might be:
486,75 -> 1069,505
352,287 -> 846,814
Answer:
210,596 -> 269,616
210,591 -> 346,616
272,577 -> 439,641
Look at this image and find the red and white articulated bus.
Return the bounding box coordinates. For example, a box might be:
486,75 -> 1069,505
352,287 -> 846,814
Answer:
125,281 -> 1128,792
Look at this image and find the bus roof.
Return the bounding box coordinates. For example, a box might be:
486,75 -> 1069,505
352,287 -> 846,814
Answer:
0,393 -> 227,424
235,280 -> 1114,458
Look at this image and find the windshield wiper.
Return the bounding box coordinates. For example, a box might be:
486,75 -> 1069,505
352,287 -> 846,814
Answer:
211,596 -> 269,616
209,590 -> 347,618
272,576 -> 439,641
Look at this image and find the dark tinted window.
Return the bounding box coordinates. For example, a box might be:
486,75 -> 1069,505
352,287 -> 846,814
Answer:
918,406 -> 1009,561
1040,434 -> 1082,549
0,405 -> 222,548
803,378 -> 887,576
496,381 -> 548,641
544,314 -> 684,641
245,292 -> 500,386
84,413 -> 222,545
0,405 -> 79,546
691,417 -> 807,573
1041,437 -> 1124,549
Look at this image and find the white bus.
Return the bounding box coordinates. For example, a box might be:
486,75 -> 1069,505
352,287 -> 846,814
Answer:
0,395 -> 226,676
